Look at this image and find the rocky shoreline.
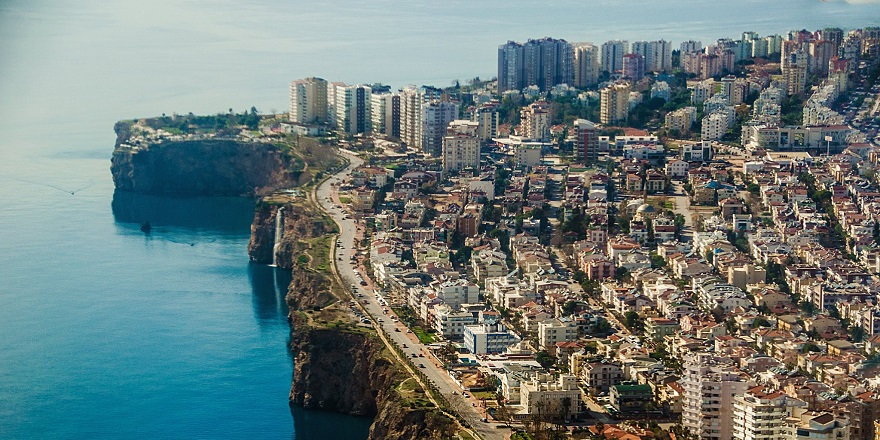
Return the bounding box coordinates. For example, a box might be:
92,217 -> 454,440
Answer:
110,138 -> 295,197
111,117 -> 457,439
249,202 -> 456,440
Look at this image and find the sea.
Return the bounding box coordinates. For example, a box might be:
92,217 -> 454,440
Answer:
0,0 -> 878,438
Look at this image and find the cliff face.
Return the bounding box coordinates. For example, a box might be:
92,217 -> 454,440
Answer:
288,312 -> 455,440
250,196 -> 455,439
111,139 -> 294,196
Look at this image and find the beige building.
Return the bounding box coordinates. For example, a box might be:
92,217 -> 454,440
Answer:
600,83 -> 630,125
573,43 -> 599,88
441,120 -> 480,176
665,106 -> 697,134
520,101 -> 551,141
289,77 -> 328,124
519,374 -> 581,419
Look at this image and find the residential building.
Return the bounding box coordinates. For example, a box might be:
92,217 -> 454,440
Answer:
610,383 -> 654,415
574,119 -> 600,162
600,83 -> 630,125
574,360 -> 624,396
665,106 -> 698,134
573,43 -> 599,88
732,385 -> 807,440
651,81 -> 671,101
702,112 -> 732,141
621,53 -> 645,82
370,92 -> 400,138
442,120 -> 481,175
520,101 -> 552,141
289,77 -> 328,124
631,40 -> 672,72
463,323 -> 520,354
329,82 -> 372,135
497,37 -> 573,92
471,102 -> 499,141
498,41 -> 525,93
783,408 -> 850,440
537,318 -> 578,351
433,304 -> 478,339
680,40 -> 703,54
519,374 -> 581,419
781,41 -> 809,96
421,100 -> 457,156
681,353 -> 751,440
601,40 -> 628,75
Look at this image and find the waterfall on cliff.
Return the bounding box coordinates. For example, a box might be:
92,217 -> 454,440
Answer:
271,206 -> 284,267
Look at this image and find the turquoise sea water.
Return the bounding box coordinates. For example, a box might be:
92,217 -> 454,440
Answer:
0,1 -> 878,438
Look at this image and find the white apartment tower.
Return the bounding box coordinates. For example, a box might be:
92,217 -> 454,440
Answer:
681,353 -> 751,440
631,40 -> 673,72
680,40 -> 703,54
328,83 -> 372,135
601,40 -> 628,75
573,43 -> 599,87
289,77 -> 328,124
732,386 -> 807,440
600,82 -> 630,125
442,120 -> 481,175
370,92 -> 400,138
421,100 -> 458,157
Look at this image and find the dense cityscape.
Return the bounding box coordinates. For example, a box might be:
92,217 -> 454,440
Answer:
160,26 -> 880,439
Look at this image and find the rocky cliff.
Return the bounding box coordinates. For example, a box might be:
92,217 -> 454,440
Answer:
111,139 -> 294,196
250,197 -> 457,439
289,311 -> 456,440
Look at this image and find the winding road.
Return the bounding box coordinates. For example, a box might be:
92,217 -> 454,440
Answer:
316,150 -> 506,440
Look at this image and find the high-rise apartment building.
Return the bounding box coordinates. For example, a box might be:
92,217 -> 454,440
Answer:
732,386 -> 808,440
809,40 -> 836,76
470,101 -> 499,141
720,75 -> 750,105
370,92 -> 400,138
600,82 -> 630,125
574,119 -> 599,162
781,41 -> 809,96
573,43 -> 599,88
621,53 -> 645,82
289,77 -> 328,124
327,82 -> 371,135
680,40 -> 703,54
601,40 -> 628,75
631,40 -> 672,72
497,38 -> 573,93
520,100 -> 552,141
421,100 -> 457,156
681,353 -> 751,440
497,41 -> 524,93
818,27 -> 844,53
399,86 -> 443,149
442,120 -> 481,175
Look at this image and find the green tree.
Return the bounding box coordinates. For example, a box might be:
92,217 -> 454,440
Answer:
624,311 -> 644,332
535,350 -> 555,368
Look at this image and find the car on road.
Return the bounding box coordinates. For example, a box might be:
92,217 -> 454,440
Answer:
418,364 -> 425,368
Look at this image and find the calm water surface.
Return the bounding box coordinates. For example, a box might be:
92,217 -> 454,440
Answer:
0,0 -> 878,438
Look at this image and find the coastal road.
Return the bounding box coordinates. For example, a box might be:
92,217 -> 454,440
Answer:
316,150 -> 505,440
